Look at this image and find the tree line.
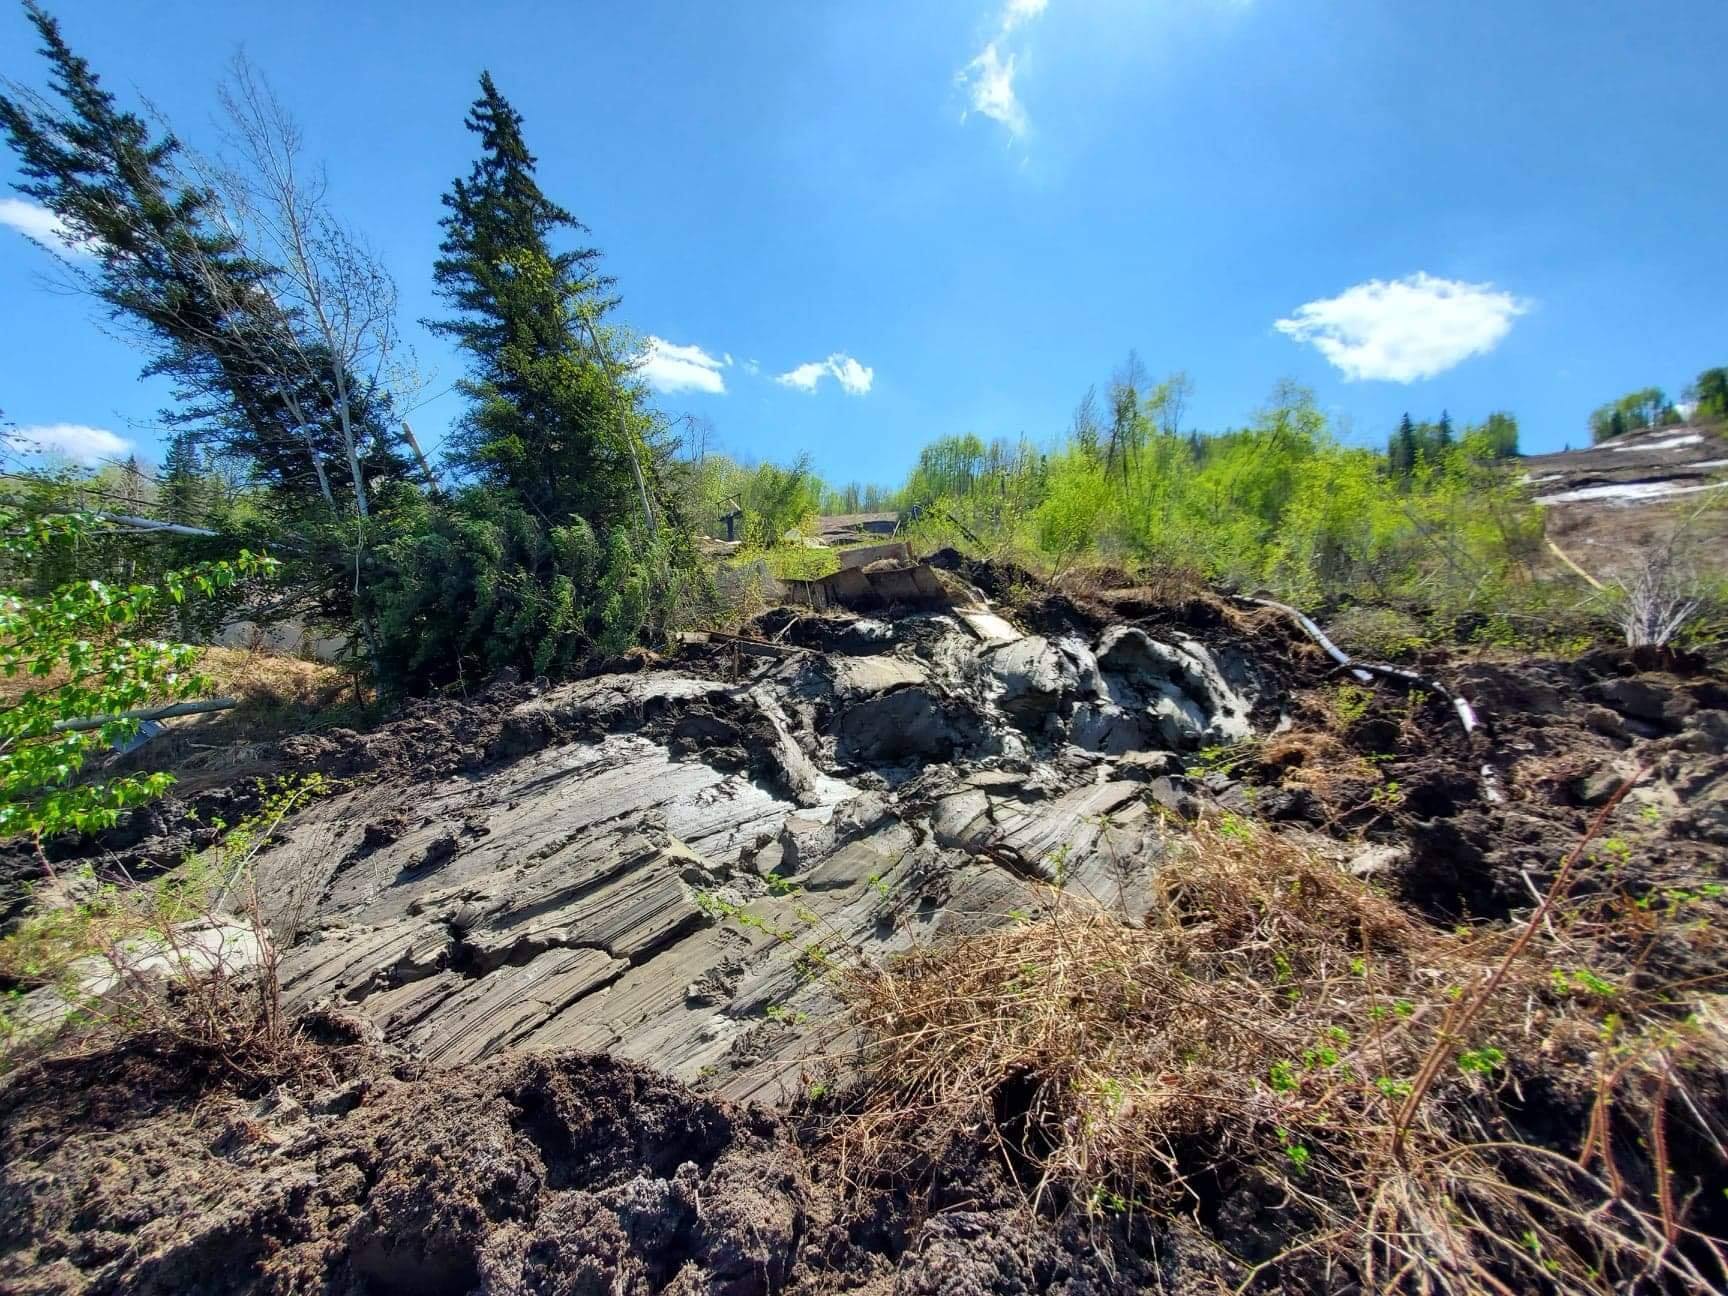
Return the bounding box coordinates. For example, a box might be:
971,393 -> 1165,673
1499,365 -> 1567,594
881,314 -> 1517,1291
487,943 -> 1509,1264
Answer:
2,3 -> 698,688
1587,366 -> 1726,444
5,0 -> 1723,693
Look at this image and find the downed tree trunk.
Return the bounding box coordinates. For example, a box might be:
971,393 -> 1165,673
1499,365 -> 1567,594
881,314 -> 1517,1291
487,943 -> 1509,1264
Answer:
51,697 -> 239,733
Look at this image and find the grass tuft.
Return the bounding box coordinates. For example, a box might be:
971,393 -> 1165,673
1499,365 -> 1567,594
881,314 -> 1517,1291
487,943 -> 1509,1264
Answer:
822,812 -> 1728,1293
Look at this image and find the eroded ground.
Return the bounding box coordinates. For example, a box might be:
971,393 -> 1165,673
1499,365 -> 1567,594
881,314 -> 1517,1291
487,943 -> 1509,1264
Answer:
4,558 -> 1727,1293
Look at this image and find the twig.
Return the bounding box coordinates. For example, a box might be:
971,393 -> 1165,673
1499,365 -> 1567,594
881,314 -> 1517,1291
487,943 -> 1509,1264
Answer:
1390,767 -> 1645,1159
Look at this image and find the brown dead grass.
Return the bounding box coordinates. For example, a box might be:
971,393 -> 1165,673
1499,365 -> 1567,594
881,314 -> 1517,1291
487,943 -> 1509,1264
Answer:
826,814 -> 1728,1293
0,645 -> 351,718
0,645 -> 358,789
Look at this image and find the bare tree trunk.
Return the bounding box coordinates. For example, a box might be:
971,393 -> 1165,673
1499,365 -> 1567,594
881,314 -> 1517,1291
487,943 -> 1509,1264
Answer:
401,420 -> 440,493
572,305 -> 657,538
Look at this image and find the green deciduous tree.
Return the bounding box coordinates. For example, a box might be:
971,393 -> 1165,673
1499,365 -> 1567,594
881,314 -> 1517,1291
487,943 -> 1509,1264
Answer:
1589,386 -> 1681,442
1689,367 -> 1728,422
0,510 -> 275,843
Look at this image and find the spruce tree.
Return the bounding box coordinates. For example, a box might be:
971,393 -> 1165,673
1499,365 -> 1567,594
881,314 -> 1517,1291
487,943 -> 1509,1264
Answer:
382,72 -> 699,685
430,72 -> 647,526
1435,409 -> 1453,451
1389,413 -> 1418,480
159,431 -> 208,525
0,3 -> 404,508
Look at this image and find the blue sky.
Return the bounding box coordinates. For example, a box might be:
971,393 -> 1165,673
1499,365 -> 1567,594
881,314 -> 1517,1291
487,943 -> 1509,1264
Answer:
2,0 -> 1724,483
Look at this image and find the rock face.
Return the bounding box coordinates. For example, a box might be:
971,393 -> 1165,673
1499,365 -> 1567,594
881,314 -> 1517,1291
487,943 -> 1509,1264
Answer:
257,610 -> 1278,1102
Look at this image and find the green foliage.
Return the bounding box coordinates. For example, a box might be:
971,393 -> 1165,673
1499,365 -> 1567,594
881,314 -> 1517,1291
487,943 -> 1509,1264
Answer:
1457,1045 -> 1505,1076
741,545 -> 839,583
1326,606 -> 1429,660
0,510 -> 275,842
1589,387 -> 1682,442
739,456 -> 823,548
1688,366 -> 1728,422
1386,409 -> 1510,479
1332,684 -> 1374,724
891,371 -> 1554,629
370,485 -> 696,686
819,480 -> 897,515
1033,450 -> 1111,573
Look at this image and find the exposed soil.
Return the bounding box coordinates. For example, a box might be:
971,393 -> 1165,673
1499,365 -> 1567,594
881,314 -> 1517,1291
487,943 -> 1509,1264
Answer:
4,564 -> 1726,1293
1521,422 -> 1728,581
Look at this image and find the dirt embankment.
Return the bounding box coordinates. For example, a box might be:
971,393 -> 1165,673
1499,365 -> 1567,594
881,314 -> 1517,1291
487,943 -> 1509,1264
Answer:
4,562 -> 1727,1293
1523,421 -> 1728,581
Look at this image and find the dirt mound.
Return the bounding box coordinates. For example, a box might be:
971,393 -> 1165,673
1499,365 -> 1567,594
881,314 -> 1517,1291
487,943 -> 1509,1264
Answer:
0,1035 -> 808,1295
1220,642 -> 1728,931
0,1028 -> 1206,1296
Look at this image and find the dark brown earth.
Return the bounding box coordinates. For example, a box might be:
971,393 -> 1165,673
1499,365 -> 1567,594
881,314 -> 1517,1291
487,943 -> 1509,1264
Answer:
3,563 -> 1726,1293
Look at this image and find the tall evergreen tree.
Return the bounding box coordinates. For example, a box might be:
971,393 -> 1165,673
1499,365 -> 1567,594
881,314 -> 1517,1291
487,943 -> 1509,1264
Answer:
372,72 -> 698,688
159,431 -> 208,525
429,72 -> 656,528
1388,412 -> 1418,479
1434,409 -> 1454,450
0,2 -> 405,509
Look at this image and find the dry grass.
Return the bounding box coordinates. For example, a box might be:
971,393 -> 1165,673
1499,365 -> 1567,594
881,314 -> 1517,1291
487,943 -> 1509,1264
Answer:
0,644 -> 353,721
197,645 -> 354,710
824,813 -> 1728,1293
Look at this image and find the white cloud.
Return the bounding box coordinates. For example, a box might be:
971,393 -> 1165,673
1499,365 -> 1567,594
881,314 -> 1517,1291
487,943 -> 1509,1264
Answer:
958,43 -> 1027,137
6,423 -> 133,465
775,353 -> 875,396
634,336 -> 728,395
1273,272 -> 1530,383
0,197 -> 97,259
958,0 -> 1051,139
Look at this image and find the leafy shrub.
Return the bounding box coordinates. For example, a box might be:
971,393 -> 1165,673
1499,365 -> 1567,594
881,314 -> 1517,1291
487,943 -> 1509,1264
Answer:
0,510 -> 276,843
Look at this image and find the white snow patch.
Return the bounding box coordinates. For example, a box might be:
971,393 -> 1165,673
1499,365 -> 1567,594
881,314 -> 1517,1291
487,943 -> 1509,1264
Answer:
1611,433 -> 1701,452
1535,479 -> 1728,507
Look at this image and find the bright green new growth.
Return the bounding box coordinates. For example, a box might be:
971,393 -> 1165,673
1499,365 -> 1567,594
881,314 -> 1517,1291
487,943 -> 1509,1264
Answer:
0,510 -> 276,842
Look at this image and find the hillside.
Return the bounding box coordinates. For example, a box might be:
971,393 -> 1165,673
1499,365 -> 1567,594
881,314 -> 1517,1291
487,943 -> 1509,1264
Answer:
1526,423 -> 1728,579
4,556 -> 1726,1293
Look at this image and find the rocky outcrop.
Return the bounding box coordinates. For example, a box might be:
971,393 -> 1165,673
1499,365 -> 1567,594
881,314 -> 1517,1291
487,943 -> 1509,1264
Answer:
252,608 -> 1279,1101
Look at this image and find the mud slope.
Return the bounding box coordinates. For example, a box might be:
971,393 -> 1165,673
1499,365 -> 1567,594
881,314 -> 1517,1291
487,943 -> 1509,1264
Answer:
1524,421 -> 1728,577
4,570 -> 1727,1293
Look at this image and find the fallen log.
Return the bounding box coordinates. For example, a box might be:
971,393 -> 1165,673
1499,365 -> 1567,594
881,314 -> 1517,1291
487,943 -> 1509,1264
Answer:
51,697 -> 239,733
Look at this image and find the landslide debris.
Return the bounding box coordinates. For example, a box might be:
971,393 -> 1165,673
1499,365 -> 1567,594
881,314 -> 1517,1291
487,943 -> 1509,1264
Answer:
4,560 -> 1728,1293
0,1033 -> 808,1295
